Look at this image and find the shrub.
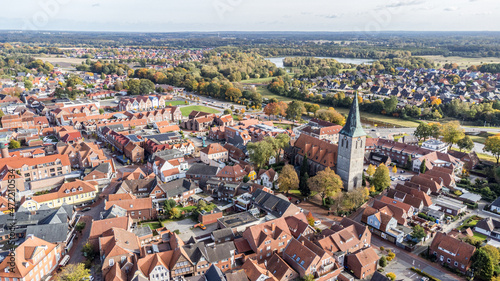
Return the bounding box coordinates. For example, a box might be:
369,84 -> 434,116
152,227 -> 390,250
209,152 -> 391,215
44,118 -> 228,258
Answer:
386,272 -> 396,281
380,246 -> 385,251
410,267 -> 441,281
379,256 -> 387,267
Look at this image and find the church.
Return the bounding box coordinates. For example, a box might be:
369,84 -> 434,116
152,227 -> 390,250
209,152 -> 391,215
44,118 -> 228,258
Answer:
289,93 -> 366,191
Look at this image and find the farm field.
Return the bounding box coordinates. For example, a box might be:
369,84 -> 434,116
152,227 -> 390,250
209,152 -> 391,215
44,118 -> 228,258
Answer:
420,55 -> 500,68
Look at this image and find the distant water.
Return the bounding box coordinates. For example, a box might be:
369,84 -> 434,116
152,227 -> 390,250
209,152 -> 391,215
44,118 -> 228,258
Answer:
266,56 -> 373,68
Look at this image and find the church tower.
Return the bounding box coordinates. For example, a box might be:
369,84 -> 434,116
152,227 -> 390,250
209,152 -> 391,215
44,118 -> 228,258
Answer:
336,92 -> 366,191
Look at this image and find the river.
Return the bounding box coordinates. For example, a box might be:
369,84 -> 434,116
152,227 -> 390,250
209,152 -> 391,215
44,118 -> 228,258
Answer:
265,56 -> 374,68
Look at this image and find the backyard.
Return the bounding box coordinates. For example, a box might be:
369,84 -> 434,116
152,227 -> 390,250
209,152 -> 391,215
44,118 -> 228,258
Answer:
180,105 -> 220,116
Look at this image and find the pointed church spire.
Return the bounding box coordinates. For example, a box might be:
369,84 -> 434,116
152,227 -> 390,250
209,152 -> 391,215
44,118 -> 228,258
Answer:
339,92 -> 366,138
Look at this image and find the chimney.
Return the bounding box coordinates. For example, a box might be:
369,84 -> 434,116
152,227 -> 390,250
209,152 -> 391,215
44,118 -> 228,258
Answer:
264,260 -> 267,267
271,223 -> 275,232
301,240 -> 304,246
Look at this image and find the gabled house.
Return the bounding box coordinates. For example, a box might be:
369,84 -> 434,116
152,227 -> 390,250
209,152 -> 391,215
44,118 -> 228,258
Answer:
242,217 -> 292,262
282,237 -> 341,281
429,232 -> 476,273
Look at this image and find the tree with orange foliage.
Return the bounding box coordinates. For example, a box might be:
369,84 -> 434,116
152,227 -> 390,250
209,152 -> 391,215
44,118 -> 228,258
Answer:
431,97 -> 442,106
306,212 -> 315,226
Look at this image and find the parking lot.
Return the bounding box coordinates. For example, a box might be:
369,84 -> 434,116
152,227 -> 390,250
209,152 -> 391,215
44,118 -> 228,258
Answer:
163,218 -> 218,241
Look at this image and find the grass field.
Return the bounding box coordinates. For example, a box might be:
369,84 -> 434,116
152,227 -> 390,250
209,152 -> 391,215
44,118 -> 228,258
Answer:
256,86 -> 296,102
421,55 -> 500,68
469,135 -> 487,144
180,105 -> 220,116
241,77 -> 275,84
288,190 -> 318,198
140,221 -> 162,231
166,100 -> 189,106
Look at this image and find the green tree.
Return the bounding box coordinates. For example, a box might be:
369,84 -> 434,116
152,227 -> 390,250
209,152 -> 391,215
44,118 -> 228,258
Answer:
473,248 -> 495,280
278,165 -> 299,193
169,207 -> 182,219
286,100 -> 305,121
366,164 -> 376,177
441,121 -> 465,148
457,136 -> 474,152
414,123 -> 431,142
243,175 -> 250,183
223,109 -> 232,115
99,108 -> 105,114
420,159 -> 427,173
275,133 -> 290,162
127,79 -> 141,95
372,164 -> 391,191
411,225 -> 426,241
379,256 -> 387,267
163,199 -> 177,213
75,222 -> 86,233
0,109 -> 4,118
81,242 -> 96,260
9,140 -> 20,149
383,96 -> 398,114
299,155 -> 311,197
56,263 -> 90,281
307,167 -> 343,205
484,135 -> 500,164
247,140 -> 274,169
139,79 -> 155,95
406,155 -> 413,170
23,79 -> 33,90
482,245 -> 500,265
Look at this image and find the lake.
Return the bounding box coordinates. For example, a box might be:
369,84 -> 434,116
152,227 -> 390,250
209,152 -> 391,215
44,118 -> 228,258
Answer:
266,57 -> 373,68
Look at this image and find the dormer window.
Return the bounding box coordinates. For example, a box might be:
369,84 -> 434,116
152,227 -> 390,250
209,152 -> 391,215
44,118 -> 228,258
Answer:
65,190 -> 70,194
78,187 -> 83,191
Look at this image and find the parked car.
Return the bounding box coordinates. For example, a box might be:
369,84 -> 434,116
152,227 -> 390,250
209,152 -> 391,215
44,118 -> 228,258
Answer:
194,223 -> 206,230
390,176 -> 396,181
314,220 -> 321,226
399,170 -> 405,173
81,207 -> 91,212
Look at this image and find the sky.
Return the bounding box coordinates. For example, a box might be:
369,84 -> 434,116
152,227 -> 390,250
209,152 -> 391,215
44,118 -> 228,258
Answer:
1,0 -> 499,32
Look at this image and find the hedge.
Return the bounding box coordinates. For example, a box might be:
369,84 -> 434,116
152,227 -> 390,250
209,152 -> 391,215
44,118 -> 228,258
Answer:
418,212 -> 437,222
410,267 -> 441,281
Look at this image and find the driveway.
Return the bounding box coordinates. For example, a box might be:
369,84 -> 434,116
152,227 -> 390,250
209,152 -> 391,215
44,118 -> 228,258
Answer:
372,236 -> 464,281
163,218 -> 218,241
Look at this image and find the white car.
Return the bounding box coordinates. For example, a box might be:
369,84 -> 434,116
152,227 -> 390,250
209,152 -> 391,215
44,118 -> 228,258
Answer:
314,220 -> 321,226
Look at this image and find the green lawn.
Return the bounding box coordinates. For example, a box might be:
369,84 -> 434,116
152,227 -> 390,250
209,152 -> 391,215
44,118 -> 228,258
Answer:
179,205 -> 197,212
180,105 -> 220,116
274,123 -> 291,130
458,216 -> 482,230
473,232 -> 487,241
241,77 -> 275,84
256,86 -> 296,102
140,221 -> 162,231
469,135 -> 487,144
166,100 -> 189,106
288,190 -> 319,198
